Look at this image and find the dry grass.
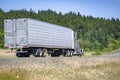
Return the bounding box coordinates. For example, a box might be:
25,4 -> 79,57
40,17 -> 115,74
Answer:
0,57 -> 120,80
0,49 -> 16,58
0,61 -> 120,80
0,68 -> 29,80
29,62 -> 120,80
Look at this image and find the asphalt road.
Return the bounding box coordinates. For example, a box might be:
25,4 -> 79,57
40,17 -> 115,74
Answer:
102,50 -> 120,57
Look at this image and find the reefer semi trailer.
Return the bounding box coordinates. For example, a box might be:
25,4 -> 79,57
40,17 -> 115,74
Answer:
4,18 -> 83,57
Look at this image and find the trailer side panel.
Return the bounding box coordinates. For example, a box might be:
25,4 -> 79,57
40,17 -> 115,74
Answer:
27,19 -> 74,49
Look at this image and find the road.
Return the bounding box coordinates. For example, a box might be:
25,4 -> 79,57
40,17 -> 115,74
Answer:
102,49 -> 120,57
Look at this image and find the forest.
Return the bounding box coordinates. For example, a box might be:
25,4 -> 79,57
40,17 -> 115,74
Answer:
0,8 -> 120,54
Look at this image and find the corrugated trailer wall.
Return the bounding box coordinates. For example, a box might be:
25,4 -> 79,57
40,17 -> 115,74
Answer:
27,18 -> 74,49
4,18 -> 75,49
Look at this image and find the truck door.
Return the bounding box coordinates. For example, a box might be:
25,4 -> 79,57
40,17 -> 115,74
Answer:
4,19 -> 16,48
16,19 -> 27,48
4,19 -> 27,48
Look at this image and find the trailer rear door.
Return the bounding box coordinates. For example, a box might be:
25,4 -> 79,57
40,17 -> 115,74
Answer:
4,19 -> 15,48
16,19 -> 27,48
4,19 -> 27,48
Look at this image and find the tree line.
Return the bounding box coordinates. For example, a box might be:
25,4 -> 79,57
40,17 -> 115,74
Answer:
0,8 -> 120,53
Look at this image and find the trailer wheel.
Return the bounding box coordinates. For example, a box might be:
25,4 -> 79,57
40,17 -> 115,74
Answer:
24,53 -> 30,57
79,53 -> 82,57
16,52 -> 22,57
70,50 -> 73,57
64,50 -> 71,57
51,53 -> 55,57
34,48 -> 46,57
16,52 -> 30,57
50,50 -> 61,57
41,49 -> 46,57
51,52 -> 59,57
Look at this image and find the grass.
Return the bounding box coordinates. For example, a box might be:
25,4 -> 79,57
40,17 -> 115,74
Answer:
77,62 -> 120,80
0,68 -> 29,80
0,61 -> 120,80
0,49 -> 15,58
38,62 -> 120,80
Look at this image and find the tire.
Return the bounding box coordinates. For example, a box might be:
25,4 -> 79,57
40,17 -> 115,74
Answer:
16,52 -> 22,57
64,50 -> 71,57
51,53 -> 59,57
24,53 -> 30,57
79,54 -> 82,57
34,48 -> 46,57
16,52 -> 30,57
70,50 -> 73,57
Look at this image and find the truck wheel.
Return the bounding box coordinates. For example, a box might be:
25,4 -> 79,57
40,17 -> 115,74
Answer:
79,54 -> 82,57
51,53 -> 55,57
16,53 -> 30,57
41,49 -> 46,57
34,48 -> 46,57
70,50 -> 73,57
51,53 -> 59,57
34,49 -> 40,57
16,52 -> 22,57
53,50 -> 60,57
24,53 -> 30,57
64,50 -> 71,57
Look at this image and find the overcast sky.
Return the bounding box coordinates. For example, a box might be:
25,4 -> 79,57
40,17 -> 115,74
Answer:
0,0 -> 119,19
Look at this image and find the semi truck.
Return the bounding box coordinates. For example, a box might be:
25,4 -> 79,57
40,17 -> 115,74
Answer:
4,18 -> 83,57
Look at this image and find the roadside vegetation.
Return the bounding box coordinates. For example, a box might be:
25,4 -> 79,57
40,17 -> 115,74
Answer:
0,49 -> 15,58
0,69 -> 29,80
0,8 -> 120,55
0,57 -> 120,80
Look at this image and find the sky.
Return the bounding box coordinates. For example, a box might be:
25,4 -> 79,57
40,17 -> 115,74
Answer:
0,0 -> 119,19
